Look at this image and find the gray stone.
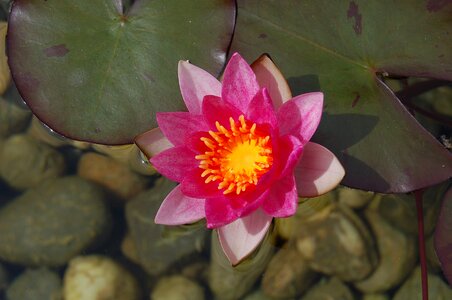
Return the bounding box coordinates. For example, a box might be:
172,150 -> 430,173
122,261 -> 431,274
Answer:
0,135 -> 65,190
125,178 -> 206,275
151,275 -> 205,300
6,268 -> 62,300
0,177 -> 112,266
262,244 -> 317,299
301,277 -> 354,300
354,198 -> 418,293
208,230 -> 275,300
0,97 -> 31,138
393,266 -> 452,300
296,204 -> 377,281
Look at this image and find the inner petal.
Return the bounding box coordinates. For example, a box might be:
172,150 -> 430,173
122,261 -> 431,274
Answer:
195,115 -> 273,195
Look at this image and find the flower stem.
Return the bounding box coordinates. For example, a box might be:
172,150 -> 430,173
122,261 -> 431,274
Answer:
415,189 -> 428,300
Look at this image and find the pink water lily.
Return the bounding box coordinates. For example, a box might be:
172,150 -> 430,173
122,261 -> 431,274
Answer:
136,53 -> 345,265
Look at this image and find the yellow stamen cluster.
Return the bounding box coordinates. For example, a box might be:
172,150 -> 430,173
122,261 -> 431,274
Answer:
195,115 -> 273,195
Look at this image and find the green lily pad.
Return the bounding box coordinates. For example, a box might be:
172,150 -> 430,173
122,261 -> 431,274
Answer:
232,0 -> 452,192
7,0 -> 235,144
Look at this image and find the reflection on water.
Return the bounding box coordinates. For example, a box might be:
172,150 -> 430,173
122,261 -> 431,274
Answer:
0,96 -> 451,300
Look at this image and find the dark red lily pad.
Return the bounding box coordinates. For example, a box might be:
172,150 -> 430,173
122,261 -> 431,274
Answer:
231,0 -> 452,192
435,186 -> 452,286
7,0 -> 235,144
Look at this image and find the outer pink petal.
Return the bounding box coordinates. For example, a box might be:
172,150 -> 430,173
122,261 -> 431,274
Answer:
135,127 -> 173,158
202,95 -> 242,130
277,92 -> 324,144
274,135 -> 304,178
263,175 -> 298,218
217,209 -> 272,265
181,169 -> 224,199
150,146 -> 198,182
157,112 -> 207,146
251,54 -> 292,109
155,185 -> 206,225
295,142 -> 345,197
221,53 -> 260,112
205,196 -> 238,228
246,88 -> 277,127
178,60 -> 221,114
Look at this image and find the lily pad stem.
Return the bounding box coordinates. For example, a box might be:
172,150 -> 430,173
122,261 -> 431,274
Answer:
415,189 -> 428,300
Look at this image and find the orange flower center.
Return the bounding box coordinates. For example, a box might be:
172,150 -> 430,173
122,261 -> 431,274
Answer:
195,115 -> 273,195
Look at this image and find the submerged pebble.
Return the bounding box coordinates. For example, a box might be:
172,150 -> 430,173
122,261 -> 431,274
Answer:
393,266 -> 452,300
262,244 -> 317,299
125,178 -> 206,275
354,197 -> 418,293
0,134 -> 65,190
6,268 -> 62,300
77,152 -> 149,200
0,176 -> 112,266
151,275 -> 205,300
0,97 -> 30,138
300,277 -> 354,300
296,203 -> 377,281
63,255 -> 141,300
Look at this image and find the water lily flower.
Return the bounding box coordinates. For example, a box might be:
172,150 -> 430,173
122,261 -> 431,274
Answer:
136,53 -> 345,265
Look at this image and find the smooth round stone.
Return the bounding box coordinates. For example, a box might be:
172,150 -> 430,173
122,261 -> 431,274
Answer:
63,255 -> 141,300
151,275 -> 204,300
0,176 -> 112,266
354,198 -> 418,293
125,178 -> 207,276
301,277 -> 354,300
0,135 -> 65,190
296,204 -> 377,281
363,294 -> 390,300
338,186 -> 374,209
393,266 -> 452,300
262,244 -> 317,299
0,97 -> 31,138
77,152 -> 149,200
6,268 -> 62,300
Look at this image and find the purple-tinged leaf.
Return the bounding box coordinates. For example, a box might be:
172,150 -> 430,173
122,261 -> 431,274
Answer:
232,0 -> 452,192
7,0 -> 235,144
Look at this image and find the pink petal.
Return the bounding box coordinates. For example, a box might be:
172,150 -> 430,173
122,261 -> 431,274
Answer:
181,169 -> 224,199
246,88 -> 277,127
205,196 -> 238,228
202,95 -> 242,130
217,209 -> 272,265
157,112 -> 207,146
178,60 -> 221,114
295,142 -> 345,197
277,92 -> 324,144
155,185 -> 206,225
273,135 -> 303,178
135,127 -> 173,158
221,53 -> 260,112
150,146 -> 198,182
251,54 -> 292,109
263,175 -> 298,218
